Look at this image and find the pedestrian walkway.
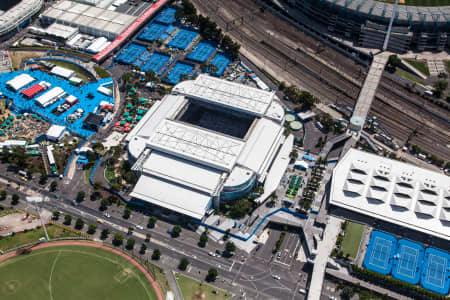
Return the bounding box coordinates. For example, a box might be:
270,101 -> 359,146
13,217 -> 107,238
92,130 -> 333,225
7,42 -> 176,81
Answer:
349,53 -> 389,131
427,59 -> 446,77
308,216 -> 341,300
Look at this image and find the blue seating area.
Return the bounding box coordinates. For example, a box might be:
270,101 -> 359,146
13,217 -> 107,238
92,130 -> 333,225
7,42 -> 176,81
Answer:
363,231 -> 450,295
392,239 -> 424,285
141,53 -> 170,73
208,53 -> 231,76
363,231 -> 397,275
139,23 -> 168,42
165,62 -> 193,85
168,29 -> 198,51
133,50 -> 151,68
187,42 -> 215,63
0,70 -> 114,138
115,43 -> 146,64
421,248 -> 450,295
155,7 -> 176,25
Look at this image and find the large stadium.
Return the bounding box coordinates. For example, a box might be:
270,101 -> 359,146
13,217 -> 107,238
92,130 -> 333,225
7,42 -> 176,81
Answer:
126,75 -> 290,220
289,0 -> 450,52
0,0 -> 43,41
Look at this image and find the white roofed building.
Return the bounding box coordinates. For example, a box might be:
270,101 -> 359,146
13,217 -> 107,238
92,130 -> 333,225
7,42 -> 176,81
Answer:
51,66 -> 75,79
35,87 -> 66,107
46,125 -> 66,141
330,149 -> 450,241
127,75 -> 288,220
6,73 -> 35,91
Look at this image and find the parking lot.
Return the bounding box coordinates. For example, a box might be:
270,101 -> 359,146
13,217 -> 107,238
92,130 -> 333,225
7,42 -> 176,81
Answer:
0,212 -> 41,236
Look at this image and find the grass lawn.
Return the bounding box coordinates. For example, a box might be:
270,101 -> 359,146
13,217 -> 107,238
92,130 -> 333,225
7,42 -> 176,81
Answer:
404,59 -> 430,76
0,224 -> 80,251
0,245 -> 158,300
94,65 -> 111,78
49,60 -> 95,82
84,164 -> 95,184
105,166 -> 115,184
9,51 -> 44,70
175,273 -> 231,300
341,222 -> 365,259
396,69 -> 425,85
138,258 -> 171,297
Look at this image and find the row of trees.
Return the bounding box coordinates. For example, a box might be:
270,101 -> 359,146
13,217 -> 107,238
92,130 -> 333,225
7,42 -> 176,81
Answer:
279,83 -> 318,111
0,189 -> 20,205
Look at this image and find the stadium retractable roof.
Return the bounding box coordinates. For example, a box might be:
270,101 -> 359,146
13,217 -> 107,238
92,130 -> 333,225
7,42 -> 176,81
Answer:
173,74 -> 275,116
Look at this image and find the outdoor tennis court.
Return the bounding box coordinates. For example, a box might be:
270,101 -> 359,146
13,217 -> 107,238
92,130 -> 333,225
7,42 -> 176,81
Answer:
155,7 -> 176,24
421,248 -> 450,295
141,52 -> 170,73
363,231 -> 396,275
165,62 -> 193,84
133,50 -> 150,68
168,29 -> 198,51
115,43 -> 146,65
208,53 -> 231,76
392,239 -> 424,284
187,42 -> 215,63
139,23 -> 168,42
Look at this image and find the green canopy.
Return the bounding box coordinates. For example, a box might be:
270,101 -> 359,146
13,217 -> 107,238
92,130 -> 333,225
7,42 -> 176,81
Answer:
130,87 -> 136,92
5,119 -> 10,124
36,117 -> 42,121
137,109 -> 144,115
124,111 -> 130,117
32,114 -> 37,118
131,124 -> 135,128
8,116 -> 14,120
0,130 -> 4,135
2,123 -> 6,128
16,114 -> 22,117
127,103 -> 133,108
120,120 -> 126,125
126,117 -> 132,122
128,92 -> 135,96
136,115 -> 142,121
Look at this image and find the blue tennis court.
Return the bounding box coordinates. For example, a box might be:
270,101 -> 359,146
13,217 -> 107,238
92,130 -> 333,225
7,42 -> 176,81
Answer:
187,42 -> 215,63
141,52 -> 170,73
392,239 -> 424,284
0,70 -> 114,138
133,50 -> 151,68
165,62 -> 193,85
139,23 -> 168,42
115,43 -> 146,65
421,248 -> 450,295
168,29 -> 198,51
208,53 -> 231,76
155,7 -> 176,25
363,231 -> 397,275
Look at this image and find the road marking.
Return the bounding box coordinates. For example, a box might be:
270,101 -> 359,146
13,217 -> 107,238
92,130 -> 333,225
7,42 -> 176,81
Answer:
229,260 -> 235,272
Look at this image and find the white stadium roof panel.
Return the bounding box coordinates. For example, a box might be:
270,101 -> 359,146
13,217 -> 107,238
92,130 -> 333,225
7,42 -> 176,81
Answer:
148,119 -> 244,172
142,151 -> 223,195
331,148 -> 450,241
237,118 -> 283,176
130,175 -> 212,220
173,75 -> 274,116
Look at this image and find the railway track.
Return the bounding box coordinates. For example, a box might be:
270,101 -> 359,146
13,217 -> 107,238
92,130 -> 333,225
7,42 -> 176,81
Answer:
192,0 -> 450,160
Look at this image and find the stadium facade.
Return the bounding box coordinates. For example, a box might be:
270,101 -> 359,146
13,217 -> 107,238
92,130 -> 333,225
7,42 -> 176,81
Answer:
330,149 -> 450,241
289,0 -> 450,52
126,75 -> 287,220
0,0 -> 44,41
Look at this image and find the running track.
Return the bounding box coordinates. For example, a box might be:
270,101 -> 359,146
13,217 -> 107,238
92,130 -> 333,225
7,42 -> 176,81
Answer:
0,241 -> 164,300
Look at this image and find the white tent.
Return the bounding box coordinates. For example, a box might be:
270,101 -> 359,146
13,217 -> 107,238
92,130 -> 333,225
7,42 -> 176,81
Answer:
46,125 -> 66,141
51,66 -> 75,79
295,160 -> 309,169
6,73 -> 35,91
35,87 -> 65,107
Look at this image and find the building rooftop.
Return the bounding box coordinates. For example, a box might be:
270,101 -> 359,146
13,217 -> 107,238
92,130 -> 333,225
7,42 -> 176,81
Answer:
172,74 -> 275,116
330,148 -> 450,241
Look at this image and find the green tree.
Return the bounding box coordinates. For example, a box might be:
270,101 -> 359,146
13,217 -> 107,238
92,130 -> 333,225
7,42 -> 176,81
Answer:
64,214 -> 72,225
198,231 -> 208,247
11,194 -> 19,205
90,191 -> 101,201
152,248 -> 161,260
145,233 -> 151,243
147,216 -> 157,228
123,208 -> 131,219
230,199 -> 253,219
126,238 -> 135,250
39,174 -> 48,185
87,224 -> 97,234
50,181 -> 58,192
140,243 -> 147,254
171,225 -> 182,237
206,268 -> 218,282
100,228 -> 110,240
225,241 -> 236,254
178,257 -> 190,271
127,226 -> 134,235
0,189 -> 6,200
387,54 -> 401,72
76,191 -> 85,203
99,198 -> 109,211
52,211 -> 60,220
341,286 -> 355,300
433,80 -> 448,97
113,233 -> 124,246
75,218 -> 84,230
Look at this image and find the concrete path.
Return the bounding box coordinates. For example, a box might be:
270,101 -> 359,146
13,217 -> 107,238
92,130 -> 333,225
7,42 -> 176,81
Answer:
308,216 -> 341,300
168,271 -> 184,300
401,59 -> 428,80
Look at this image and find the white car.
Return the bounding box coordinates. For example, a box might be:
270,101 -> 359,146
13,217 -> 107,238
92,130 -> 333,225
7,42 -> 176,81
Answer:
208,252 -> 216,257
272,275 -> 280,280
103,213 -> 111,218
135,225 -> 144,230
